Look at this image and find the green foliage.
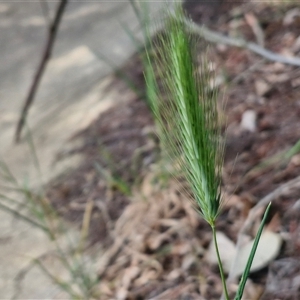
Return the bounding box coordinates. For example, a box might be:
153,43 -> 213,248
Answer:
234,202 -> 272,300
145,7 -> 224,226
144,6 -> 272,300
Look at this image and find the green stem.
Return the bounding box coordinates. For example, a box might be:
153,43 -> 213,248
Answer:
211,224 -> 230,300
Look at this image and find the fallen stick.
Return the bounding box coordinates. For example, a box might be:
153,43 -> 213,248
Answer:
182,16 -> 300,67
15,0 -> 68,143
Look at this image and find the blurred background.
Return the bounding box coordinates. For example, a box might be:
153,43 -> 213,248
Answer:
1,0 -> 300,299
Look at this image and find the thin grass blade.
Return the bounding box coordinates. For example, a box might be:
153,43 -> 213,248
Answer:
234,202 -> 272,300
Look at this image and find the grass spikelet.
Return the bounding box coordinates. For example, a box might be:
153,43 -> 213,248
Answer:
144,7 -> 273,299
145,7 -> 224,227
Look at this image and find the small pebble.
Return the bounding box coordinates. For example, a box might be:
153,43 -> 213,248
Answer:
240,110 -> 257,132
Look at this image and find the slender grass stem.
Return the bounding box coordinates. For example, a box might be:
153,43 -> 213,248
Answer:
144,5 -> 230,298
212,224 -> 230,300
0,201 -> 49,233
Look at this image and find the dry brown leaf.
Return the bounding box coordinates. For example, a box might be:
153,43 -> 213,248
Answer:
147,226 -> 179,250
149,282 -> 199,300
98,281 -> 114,298
115,287 -> 128,300
121,265 -> 140,288
166,268 -> 183,281
291,77 -> 300,88
255,79 -> 272,96
261,258 -> 300,300
283,8 -> 300,26
242,279 -> 264,300
265,73 -> 289,83
181,254 -> 197,272
244,12 -> 265,47
171,242 -> 191,256
222,194 -> 243,210
265,212 -> 281,232
134,269 -> 160,286
97,174 -> 216,298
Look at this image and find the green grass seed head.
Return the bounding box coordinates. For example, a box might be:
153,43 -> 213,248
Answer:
146,7 -> 225,226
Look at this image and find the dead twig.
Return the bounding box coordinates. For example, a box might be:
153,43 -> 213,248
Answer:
244,13 -> 265,48
182,16 -> 300,67
78,199 -> 94,254
15,0 -> 68,143
227,175 -> 300,283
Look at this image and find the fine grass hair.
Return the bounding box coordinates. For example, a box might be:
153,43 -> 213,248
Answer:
146,7 -> 224,227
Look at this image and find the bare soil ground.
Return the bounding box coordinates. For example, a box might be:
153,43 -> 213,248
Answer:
47,1 -> 300,299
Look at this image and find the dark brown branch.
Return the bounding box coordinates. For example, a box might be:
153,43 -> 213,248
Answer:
15,0 -> 68,143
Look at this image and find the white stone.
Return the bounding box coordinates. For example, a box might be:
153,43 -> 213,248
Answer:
240,110 -> 257,132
